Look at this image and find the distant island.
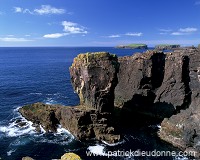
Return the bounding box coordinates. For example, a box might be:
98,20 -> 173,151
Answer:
116,44 -> 181,50
116,43 -> 148,49
155,44 -> 180,50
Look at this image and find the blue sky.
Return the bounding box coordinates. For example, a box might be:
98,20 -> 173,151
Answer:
0,0 -> 200,47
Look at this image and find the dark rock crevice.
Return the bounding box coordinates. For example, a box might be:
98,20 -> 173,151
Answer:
151,53 -> 166,89
115,51 -> 168,126
176,56 -> 191,111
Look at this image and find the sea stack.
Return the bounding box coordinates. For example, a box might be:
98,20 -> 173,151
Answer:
19,52 -> 121,143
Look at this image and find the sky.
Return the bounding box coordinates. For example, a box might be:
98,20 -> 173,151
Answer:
0,0 -> 200,47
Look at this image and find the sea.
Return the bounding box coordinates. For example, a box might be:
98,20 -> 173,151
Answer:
0,47 -> 192,160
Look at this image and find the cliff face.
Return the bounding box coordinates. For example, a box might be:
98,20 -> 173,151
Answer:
114,50 -> 191,124
158,49 -> 200,156
19,49 -> 200,155
19,52 -> 120,143
69,52 -> 119,112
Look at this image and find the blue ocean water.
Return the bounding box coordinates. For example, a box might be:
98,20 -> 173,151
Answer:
0,47 -> 187,160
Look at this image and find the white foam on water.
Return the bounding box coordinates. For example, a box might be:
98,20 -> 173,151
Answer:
44,97 -> 56,105
56,125 -> 74,138
0,114 -> 36,137
13,106 -> 21,112
157,125 -> 161,129
29,92 -> 42,96
7,149 -> 16,156
174,155 -> 190,160
88,145 -> 107,156
0,122 -> 36,137
39,125 -> 46,134
102,139 -> 125,146
31,125 -> 74,145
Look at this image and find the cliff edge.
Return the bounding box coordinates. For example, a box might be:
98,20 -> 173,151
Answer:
19,49 -> 200,157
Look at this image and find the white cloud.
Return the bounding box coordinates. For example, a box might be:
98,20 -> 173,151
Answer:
171,27 -> 198,36
108,35 -> 121,38
34,5 -> 65,15
62,21 -> 88,34
13,5 -> 66,15
14,7 -> 23,13
43,33 -> 67,38
125,32 -> 143,37
179,27 -> 198,33
43,21 -> 88,39
0,37 -> 33,42
23,9 -> 33,14
171,32 -> 185,36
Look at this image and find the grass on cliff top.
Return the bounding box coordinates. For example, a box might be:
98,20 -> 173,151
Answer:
72,52 -> 117,64
155,44 -> 180,47
126,44 -> 147,47
79,52 -> 109,59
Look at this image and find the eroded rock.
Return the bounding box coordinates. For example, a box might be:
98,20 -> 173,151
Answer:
70,52 -> 119,112
19,49 -> 200,157
158,48 -> 200,157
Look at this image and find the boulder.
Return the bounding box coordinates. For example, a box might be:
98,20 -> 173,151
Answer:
22,157 -> 34,160
61,152 -> 81,160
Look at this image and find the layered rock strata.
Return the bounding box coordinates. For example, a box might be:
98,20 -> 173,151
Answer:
19,49 -> 200,157
158,48 -> 200,157
19,52 -> 120,143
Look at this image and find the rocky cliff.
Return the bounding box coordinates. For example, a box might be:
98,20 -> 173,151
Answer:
114,49 -> 192,125
19,49 -> 200,157
19,52 -> 120,143
158,48 -> 200,157
155,44 -> 180,50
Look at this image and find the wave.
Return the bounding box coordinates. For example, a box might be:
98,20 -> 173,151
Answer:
0,107 -> 74,141
87,144 -> 107,156
28,92 -> 43,96
102,140 -> 125,146
44,97 -> 57,105
0,115 -> 36,137
7,149 -> 16,156
32,126 -> 74,145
